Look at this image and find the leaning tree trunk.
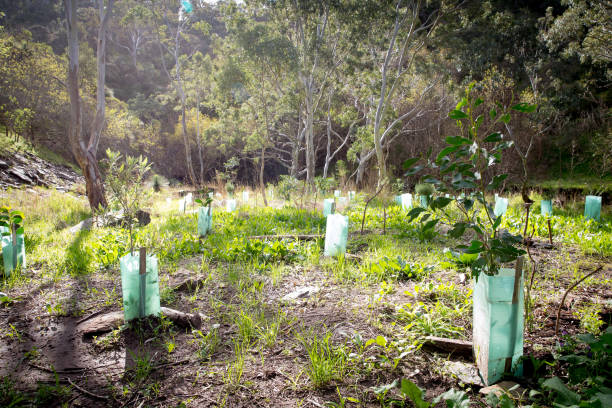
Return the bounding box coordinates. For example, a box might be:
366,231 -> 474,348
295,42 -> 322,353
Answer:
64,0 -> 110,211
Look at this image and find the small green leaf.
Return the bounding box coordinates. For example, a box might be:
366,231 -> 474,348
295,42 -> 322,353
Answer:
542,377 -> 580,405
511,103 -> 537,113
499,113 -> 511,124
407,207 -> 427,222
400,379 -> 431,408
484,132 -> 502,142
449,110 -> 468,120
456,97 -> 468,110
489,108 -> 497,120
445,136 -> 471,145
375,335 -> 387,347
403,157 -> 420,169
436,146 -> 461,161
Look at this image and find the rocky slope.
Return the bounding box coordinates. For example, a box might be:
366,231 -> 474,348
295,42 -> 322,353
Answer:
0,151 -> 82,191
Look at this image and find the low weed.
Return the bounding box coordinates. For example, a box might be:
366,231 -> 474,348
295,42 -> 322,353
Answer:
192,326 -> 220,361
297,330 -> 348,388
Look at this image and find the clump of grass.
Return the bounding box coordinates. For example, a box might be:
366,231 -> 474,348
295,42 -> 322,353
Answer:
297,330 -> 348,388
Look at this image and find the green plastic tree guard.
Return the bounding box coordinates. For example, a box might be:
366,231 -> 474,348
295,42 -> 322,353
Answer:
348,191 -> 356,201
584,195 -> 602,221
178,198 -> 186,213
242,191 -> 249,202
208,191 -> 214,199
394,195 -> 402,205
323,198 -> 335,217
1,229 -> 25,276
494,196 -> 509,217
226,199 -> 237,212
198,206 -> 212,236
337,197 -> 348,206
419,195 -> 429,207
473,258 -> 524,385
540,200 -> 552,217
120,251 -> 160,322
334,190 -> 341,198
400,193 -> 412,211
324,214 -> 348,257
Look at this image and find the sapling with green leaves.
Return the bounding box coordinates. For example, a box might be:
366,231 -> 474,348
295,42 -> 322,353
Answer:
104,149 -> 152,253
404,82 -> 535,277
0,206 -> 25,269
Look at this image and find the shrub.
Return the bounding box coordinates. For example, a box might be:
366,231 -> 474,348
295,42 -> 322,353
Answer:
276,175 -> 300,201
415,183 -> 435,197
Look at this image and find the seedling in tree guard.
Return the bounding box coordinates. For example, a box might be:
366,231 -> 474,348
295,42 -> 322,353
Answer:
0,206 -> 24,269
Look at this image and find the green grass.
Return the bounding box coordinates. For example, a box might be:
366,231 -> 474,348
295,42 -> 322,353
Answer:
0,185 -> 610,406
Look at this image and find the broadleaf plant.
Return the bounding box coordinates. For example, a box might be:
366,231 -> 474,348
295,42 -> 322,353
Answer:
0,206 -> 24,237
404,83 -> 535,278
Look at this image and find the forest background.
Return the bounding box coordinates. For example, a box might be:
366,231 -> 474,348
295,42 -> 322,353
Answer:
0,0 -> 610,191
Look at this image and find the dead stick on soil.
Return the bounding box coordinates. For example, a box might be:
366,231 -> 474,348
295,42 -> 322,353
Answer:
66,378 -> 108,400
247,234 -> 322,240
555,266 -> 605,336
361,181 -> 388,234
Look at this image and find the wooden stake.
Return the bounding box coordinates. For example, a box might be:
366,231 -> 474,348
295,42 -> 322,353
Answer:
505,256 -> 523,373
547,218 -> 553,245
11,223 -> 17,268
139,247 -> 146,318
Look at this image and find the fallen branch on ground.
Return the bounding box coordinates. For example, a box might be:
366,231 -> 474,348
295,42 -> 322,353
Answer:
555,266 -> 605,336
247,234 -> 323,240
77,307 -> 202,337
66,377 -> 108,400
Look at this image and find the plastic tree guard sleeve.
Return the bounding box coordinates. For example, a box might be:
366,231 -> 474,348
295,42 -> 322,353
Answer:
494,197 -> 509,217
120,252 -> 160,322
198,206 -> 212,236
226,199 -> 237,212
540,200 -> 552,217
584,195 -> 601,221
473,258 -> 524,385
1,231 -> 25,276
323,199 -> 335,217
324,214 -> 348,257
401,193 -> 412,211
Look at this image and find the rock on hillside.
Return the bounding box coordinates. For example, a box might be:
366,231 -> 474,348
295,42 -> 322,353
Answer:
0,151 -> 82,191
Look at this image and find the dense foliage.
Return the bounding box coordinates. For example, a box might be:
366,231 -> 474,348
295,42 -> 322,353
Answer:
0,0 -> 609,188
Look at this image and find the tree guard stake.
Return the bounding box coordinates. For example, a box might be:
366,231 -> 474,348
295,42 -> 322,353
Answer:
139,247 -> 146,318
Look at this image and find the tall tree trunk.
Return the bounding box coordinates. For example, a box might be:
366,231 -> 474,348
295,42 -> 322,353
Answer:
195,93 -> 204,186
259,146 -> 268,206
176,70 -> 197,187
290,107 -> 303,178
304,81 -> 315,187
64,0 -> 110,211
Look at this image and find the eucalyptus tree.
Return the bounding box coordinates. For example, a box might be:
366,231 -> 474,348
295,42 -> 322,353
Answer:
347,0 -> 454,188
111,0 -> 153,73
221,5 -> 298,203
152,0 -> 210,186
183,51 -> 214,185
64,0 -> 113,210
263,0 -> 347,187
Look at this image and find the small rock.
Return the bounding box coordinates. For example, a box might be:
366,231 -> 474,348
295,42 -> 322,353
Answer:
442,360 -> 483,386
281,286 -> 320,301
480,381 -> 525,399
